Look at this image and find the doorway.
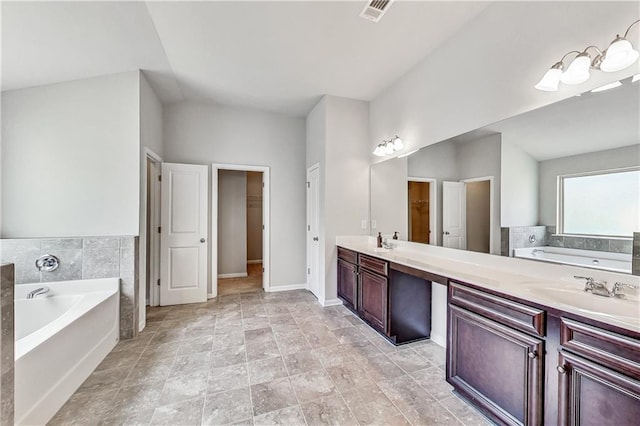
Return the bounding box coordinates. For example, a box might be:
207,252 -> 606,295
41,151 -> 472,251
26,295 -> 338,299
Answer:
217,170 -> 264,296
442,177 -> 493,253
306,164 -> 320,299
140,149 -> 162,323
407,178 -> 436,244
211,164 -> 270,298
464,178 -> 491,254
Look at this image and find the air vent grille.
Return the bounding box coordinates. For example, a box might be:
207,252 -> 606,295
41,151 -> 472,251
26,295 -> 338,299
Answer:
360,0 -> 395,23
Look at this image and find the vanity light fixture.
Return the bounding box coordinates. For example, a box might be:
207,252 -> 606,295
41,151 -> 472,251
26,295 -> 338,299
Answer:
372,135 -> 405,157
535,19 -> 640,92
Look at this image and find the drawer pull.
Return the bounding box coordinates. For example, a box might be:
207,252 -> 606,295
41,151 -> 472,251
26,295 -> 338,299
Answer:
557,365 -> 566,374
528,351 -> 537,359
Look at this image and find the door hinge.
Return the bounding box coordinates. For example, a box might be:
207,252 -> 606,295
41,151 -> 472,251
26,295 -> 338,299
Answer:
158,175 -> 162,182
262,225 -> 265,230
157,279 -> 160,286
306,181 -> 310,188
308,225 -> 310,231
158,226 -> 161,234
307,268 -> 310,275
262,182 -> 265,188
262,267 -> 265,273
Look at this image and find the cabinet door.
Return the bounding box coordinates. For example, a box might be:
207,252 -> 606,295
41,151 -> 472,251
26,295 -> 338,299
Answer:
447,305 -> 544,426
360,269 -> 388,333
558,350 -> 640,426
337,259 -> 358,312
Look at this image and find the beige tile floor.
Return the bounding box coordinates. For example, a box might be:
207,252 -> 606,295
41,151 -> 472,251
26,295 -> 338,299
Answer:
49,289 -> 492,426
218,263 -> 263,296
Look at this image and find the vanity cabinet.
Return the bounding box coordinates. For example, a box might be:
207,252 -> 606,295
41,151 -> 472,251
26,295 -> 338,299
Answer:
359,266 -> 388,333
337,248 -> 358,312
447,281 -> 545,426
557,318 -> 640,425
336,247 -> 433,344
447,280 -> 640,426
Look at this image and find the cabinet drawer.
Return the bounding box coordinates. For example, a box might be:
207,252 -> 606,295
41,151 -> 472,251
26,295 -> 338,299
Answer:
560,317 -> 640,377
449,281 -> 545,338
337,247 -> 358,264
359,254 -> 388,276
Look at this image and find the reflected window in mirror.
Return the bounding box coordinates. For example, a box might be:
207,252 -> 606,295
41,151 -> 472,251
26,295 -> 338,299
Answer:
558,167 -> 640,237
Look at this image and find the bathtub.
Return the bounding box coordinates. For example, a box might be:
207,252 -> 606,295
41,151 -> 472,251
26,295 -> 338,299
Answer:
514,246 -> 632,274
14,278 -> 120,425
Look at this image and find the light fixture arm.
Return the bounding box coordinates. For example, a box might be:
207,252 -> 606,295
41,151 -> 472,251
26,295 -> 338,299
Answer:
623,19 -> 640,38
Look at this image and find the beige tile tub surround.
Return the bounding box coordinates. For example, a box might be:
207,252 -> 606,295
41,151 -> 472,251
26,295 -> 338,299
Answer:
0,237 -> 139,339
0,263 -> 15,426
50,290 -> 490,426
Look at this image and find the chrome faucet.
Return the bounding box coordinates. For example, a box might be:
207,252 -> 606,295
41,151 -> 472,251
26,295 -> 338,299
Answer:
611,282 -> 639,299
27,287 -> 50,299
574,276 -> 611,297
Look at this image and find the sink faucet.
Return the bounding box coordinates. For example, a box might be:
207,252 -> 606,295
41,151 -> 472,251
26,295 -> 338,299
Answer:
611,282 -> 639,299
574,276 -> 611,297
381,238 -> 396,250
27,287 -> 50,299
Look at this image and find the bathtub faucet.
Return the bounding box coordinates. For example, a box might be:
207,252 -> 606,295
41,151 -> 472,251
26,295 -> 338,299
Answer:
27,287 -> 50,299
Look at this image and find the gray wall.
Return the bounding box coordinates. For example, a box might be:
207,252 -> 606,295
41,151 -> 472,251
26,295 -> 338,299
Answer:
1,71 -> 140,238
408,134 -> 501,254
501,140 -> 538,227
218,170 -> 247,276
538,144 -> 640,226
163,101 -> 306,290
306,96 -> 370,304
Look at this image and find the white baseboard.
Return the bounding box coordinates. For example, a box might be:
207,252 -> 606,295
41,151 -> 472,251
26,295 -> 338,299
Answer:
138,320 -> 146,333
321,298 -> 343,307
207,293 -> 217,299
247,259 -> 263,264
267,283 -> 307,292
430,332 -> 446,348
217,272 -> 248,279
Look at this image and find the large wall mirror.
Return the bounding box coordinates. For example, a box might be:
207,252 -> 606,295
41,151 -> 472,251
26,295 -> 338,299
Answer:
370,76 -> 639,274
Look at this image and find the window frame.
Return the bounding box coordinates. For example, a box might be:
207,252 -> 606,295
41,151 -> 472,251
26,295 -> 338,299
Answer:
556,166 -> 639,239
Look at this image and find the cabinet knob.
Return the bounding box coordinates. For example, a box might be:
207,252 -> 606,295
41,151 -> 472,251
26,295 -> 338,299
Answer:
527,351 -> 537,359
557,365 -> 566,374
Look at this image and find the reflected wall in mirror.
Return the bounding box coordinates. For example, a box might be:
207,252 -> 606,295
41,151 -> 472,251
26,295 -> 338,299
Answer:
370,76 -> 640,274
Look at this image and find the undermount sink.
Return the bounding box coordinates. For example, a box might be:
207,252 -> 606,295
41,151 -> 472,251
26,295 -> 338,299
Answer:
525,286 -> 640,321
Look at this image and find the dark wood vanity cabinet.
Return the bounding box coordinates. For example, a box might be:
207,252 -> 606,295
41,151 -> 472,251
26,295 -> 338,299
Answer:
447,282 -> 545,425
337,247 -> 433,344
447,281 -> 640,426
557,318 -> 640,425
359,267 -> 388,333
337,248 -> 359,312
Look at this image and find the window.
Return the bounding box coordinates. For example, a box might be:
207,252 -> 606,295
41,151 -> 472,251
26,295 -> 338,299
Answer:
558,168 -> 640,237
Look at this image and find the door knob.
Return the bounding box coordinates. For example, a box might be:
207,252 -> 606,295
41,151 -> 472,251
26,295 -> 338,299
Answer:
443,231 -> 450,235
200,238 -> 206,243
313,237 -> 319,241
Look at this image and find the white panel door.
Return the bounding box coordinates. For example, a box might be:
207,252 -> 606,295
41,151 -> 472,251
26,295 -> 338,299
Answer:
307,166 -> 320,298
160,163 -> 208,306
442,181 -> 466,250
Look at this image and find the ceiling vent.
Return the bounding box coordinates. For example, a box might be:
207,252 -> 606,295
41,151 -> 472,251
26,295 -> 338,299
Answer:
359,0 -> 395,23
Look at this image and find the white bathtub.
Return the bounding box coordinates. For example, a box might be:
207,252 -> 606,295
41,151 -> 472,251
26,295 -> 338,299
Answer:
14,278 -> 120,425
514,246 -> 632,274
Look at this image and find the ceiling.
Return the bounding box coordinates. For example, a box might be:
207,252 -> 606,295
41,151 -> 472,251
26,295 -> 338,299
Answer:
1,1 -> 491,116
447,78 -> 640,161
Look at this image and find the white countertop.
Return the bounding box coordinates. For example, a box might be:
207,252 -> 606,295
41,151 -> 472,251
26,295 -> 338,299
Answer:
336,236 -> 640,333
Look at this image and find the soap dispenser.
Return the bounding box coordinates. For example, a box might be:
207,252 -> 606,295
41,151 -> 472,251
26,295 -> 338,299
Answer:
377,232 -> 383,248
392,232 -> 399,240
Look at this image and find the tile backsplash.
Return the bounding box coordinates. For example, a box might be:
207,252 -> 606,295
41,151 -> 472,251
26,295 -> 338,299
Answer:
501,226 -> 633,257
0,236 -> 139,339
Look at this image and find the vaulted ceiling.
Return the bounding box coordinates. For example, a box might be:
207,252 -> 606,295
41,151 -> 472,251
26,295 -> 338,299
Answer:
1,1 -> 490,116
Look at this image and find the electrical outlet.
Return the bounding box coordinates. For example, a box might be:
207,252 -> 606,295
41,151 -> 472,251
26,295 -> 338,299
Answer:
361,219 -> 367,230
